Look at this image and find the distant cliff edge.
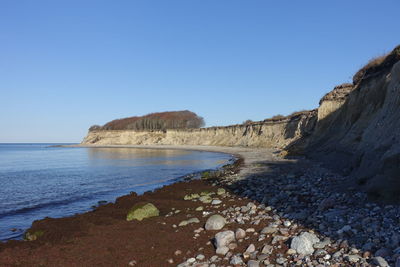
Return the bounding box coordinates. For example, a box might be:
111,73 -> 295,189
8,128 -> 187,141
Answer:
83,45 -> 400,201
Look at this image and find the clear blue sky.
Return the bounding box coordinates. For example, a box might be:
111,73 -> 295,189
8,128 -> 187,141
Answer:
1,0 -> 399,143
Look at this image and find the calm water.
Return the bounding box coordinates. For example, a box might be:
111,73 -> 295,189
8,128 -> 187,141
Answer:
0,144 -> 232,241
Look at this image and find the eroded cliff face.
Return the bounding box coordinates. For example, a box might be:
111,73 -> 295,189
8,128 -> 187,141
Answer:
82,45 -> 400,200
82,112 -> 317,149
305,59 -> 400,200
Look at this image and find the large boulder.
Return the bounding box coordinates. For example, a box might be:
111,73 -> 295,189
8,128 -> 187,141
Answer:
205,214 -> 226,230
126,203 -> 159,221
290,232 -> 320,255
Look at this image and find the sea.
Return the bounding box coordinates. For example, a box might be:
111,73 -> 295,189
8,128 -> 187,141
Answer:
0,143 -> 233,241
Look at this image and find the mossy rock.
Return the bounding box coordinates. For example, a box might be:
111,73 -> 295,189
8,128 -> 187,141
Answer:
24,230 -> 44,241
201,171 -> 211,179
184,193 -> 200,200
199,195 -> 212,204
126,203 -> 159,221
200,191 -> 215,196
217,188 -> 226,195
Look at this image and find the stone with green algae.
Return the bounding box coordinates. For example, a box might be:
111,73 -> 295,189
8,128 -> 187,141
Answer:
126,203 -> 160,221
24,230 -> 44,241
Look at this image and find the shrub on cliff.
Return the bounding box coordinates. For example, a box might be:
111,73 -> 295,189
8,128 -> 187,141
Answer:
88,125 -> 102,132
289,110 -> 309,117
270,114 -> 286,120
353,45 -> 400,85
90,110 -> 205,131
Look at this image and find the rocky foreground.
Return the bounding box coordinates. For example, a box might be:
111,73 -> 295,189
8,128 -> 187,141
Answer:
1,146 -> 400,267
171,146 -> 400,267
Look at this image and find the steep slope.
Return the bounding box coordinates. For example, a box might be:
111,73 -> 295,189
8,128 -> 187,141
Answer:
301,46 -> 400,200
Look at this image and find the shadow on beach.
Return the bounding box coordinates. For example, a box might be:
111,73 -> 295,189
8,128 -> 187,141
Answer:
217,155 -> 399,260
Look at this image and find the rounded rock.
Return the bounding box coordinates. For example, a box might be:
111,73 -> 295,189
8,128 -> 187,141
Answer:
211,199 -> 222,205
230,255 -> 243,265
235,228 -> 246,239
247,260 -> 260,267
290,232 -> 320,255
216,246 -> 229,255
205,215 -> 226,230
126,203 -> 159,221
214,230 -> 235,248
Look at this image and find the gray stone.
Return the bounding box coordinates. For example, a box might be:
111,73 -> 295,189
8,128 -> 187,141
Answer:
283,220 -> 291,227
187,217 -> 200,224
241,206 -> 249,212
332,251 -> 342,259
276,257 -> 286,264
211,199 -> 222,205
205,215 -> 226,230
247,260 -> 260,267
372,256 -> 389,267
235,228 -> 246,239
272,235 -> 288,244
257,254 -> 268,261
314,238 -> 331,249
230,255 -> 243,265
196,254 -> 205,261
345,254 -> 360,263
210,255 -> 219,262
214,230 -> 235,248
178,220 -> 188,227
245,244 -> 256,253
228,243 -> 237,250
187,257 -> 196,263
178,217 -> 200,226
216,246 -> 229,255
260,226 -> 277,234
290,232 -> 320,255
261,245 -> 273,254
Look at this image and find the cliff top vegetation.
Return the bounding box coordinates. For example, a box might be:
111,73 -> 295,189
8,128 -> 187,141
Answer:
353,45 -> 400,85
89,110 -> 205,131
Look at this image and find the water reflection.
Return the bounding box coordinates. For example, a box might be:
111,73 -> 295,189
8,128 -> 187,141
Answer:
86,148 -> 191,160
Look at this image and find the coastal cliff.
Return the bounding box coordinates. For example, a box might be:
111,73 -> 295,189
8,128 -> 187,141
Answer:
304,48 -> 400,200
82,111 -> 317,149
82,45 -> 400,200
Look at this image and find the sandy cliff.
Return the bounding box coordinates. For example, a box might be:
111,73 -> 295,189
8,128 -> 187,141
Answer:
82,45 -> 400,200
82,111 -> 317,149
304,48 -> 400,200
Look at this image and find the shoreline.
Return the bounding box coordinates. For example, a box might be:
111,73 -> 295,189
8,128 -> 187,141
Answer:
0,145 -> 245,242
64,144 -> 280,179
0,146 -> 280,265
1,145 -> 399,266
